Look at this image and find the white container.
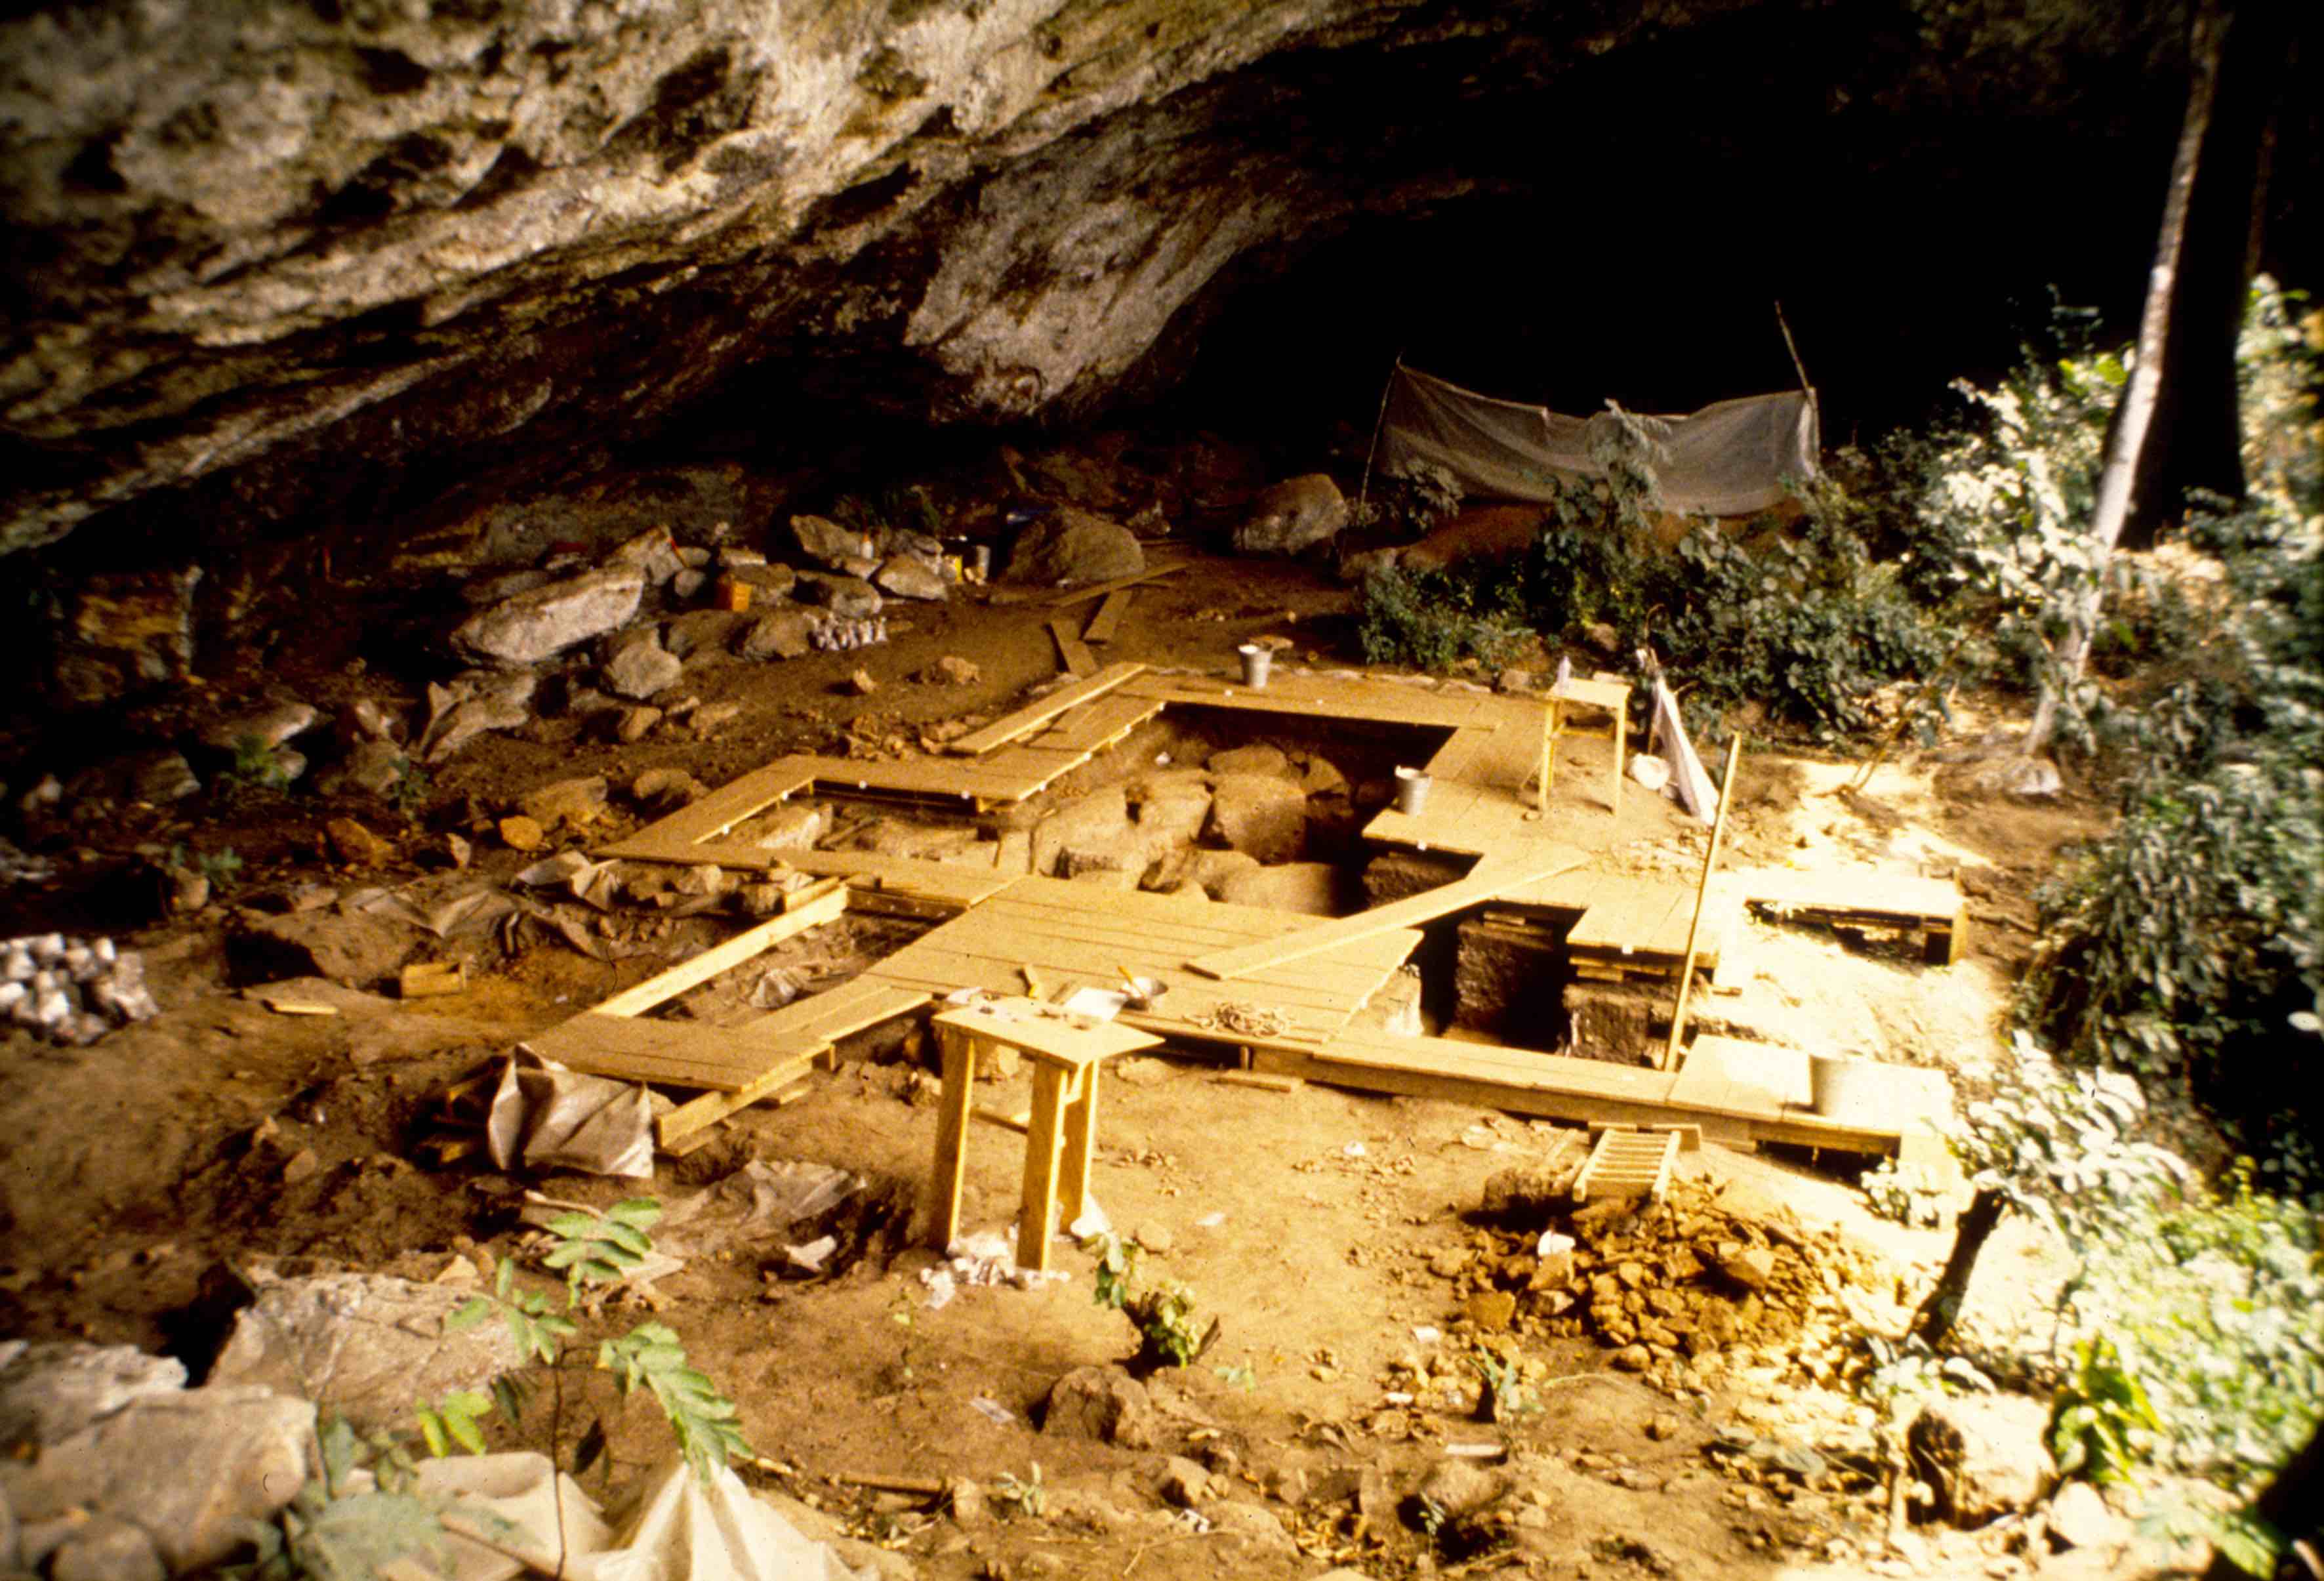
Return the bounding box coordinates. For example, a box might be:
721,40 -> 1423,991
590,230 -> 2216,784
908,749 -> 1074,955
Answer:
1810,1055 -> 1885,1124
1237,643 -> 1272,688
1394,766 -> 1432,815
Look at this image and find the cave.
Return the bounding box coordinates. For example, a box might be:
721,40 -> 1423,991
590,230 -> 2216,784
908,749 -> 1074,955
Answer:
1,2 -> 2318,1574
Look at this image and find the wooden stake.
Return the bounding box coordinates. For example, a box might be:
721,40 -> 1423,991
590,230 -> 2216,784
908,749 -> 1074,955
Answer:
1661,734 -> 1743,1070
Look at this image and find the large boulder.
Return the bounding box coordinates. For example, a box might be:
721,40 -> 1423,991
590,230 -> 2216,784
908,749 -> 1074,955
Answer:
1234,474 -> 1348,556
234,910 -> 416,987
0,1351 -> 313,1574
1006,506 -> 1145,587
206,1269 -> 528,1434
738,607 -> 819,661
452,566 -> 646,667
1218,861 -> 1339,915
796,573 -> 884,620
0,1342 -> 188,1450
874,554 -> 950,602
602,635 -> 683,699
1032,787 -> 1137,876
1907,1393 -> 2054,1526
1207,773 -> 1309,864
1042,1365 -> 1159,1448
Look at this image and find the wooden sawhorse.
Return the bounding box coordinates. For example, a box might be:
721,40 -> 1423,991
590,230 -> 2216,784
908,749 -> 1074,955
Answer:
927,996 -> 1160,1272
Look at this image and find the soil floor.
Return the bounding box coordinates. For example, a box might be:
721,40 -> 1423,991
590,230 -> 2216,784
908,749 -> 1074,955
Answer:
0,543 -> 2180,1580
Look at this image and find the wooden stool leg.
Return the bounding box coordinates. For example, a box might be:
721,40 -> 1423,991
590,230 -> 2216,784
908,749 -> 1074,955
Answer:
1057,1061 -> 1099,1235
1017,1063 -> 1070,1273
1539,697 -> 1560,811
1611,701 -> 1626,817
927,1027 -> 976,1252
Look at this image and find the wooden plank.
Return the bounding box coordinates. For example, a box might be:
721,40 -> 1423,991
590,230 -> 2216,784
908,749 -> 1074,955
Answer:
868,941 -> 1390,1016
611,756 -> 823,850
1082,588 -> 1130,644
948,662 -> 1147,756
658,1056 -> 818,1147
985,558 -> 1189,608
522,1017 -> 792,1090
1152,674 -> 1480,728
1212,1071 -> 1304,1093
1254,1025 -> 1923,1154
1738,868 -> 1964,922
1187,846 -> 1583,981
1049,616 -> 1098,678
1565,882 -> 1688,959
586,884 -> 846,1019
1027,692 -> 1166,753
765,981 -> 932,1050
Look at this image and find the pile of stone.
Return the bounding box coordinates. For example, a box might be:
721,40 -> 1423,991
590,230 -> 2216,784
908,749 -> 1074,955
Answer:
1442,1170 -> 1886,1391
0,933 -> 157,1044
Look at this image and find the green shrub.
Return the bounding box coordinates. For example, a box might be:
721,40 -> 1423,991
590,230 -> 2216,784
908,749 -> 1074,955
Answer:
1356,564 -> 1528,672
2066,1165 -> 2324,1501
2020,503 -> 2323,1158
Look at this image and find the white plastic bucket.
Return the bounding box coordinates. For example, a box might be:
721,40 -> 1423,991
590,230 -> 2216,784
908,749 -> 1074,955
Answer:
1237,643 -> 1272,688
1394,766 -> 1432,815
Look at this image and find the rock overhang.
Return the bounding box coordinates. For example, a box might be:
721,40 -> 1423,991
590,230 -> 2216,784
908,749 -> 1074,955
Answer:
0,0 -> 2293,560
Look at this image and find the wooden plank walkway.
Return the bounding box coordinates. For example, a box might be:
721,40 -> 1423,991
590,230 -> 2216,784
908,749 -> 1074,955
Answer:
862,875 -> 1417,1048
1259,1027 -> 1938,1155
948,661 -> 1147,755
1738,867 -> 1969,964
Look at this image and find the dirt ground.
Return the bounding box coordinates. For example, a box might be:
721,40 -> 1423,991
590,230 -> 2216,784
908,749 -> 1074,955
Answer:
0,539 -> 2162,1580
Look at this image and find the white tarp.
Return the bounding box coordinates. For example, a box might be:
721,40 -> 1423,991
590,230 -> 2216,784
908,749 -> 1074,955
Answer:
1376,366 -> 1820,518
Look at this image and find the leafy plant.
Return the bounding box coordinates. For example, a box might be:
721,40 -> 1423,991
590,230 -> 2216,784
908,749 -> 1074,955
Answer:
2050,1334 -> 2163,1485
390,760 -> 433,818
1356,564 -> 1527,672
1088,1234 -> 1219,1374
413,1388 -> 494,1459
992,1462 -> 1046,1518
1471,1347 -> 1538,1422
540,1197 -> 661,1296
228,1413 -> 500,1581
599,1322 -> 752,1480
1898,1033 -> 2190,1347
2066,1162 -> 2324,1498
224,732 -> 300,792
1359,458 -> 1465,535
170,842 -> 245,888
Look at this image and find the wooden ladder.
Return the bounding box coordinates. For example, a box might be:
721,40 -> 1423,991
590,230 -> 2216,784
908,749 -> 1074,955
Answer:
1572,1124 -> 1684,1205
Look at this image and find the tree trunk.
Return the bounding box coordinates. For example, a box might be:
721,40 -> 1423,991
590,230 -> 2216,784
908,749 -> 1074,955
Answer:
2126,1 -> 2297,546
1910,1185 -> 2010,1349
2024,5 -> 2227,756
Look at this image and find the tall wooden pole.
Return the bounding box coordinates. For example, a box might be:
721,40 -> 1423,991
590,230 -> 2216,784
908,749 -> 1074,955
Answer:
1661,734 -> 1743,1070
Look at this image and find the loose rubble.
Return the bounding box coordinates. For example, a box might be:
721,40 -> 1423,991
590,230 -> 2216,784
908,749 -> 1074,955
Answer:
1,933 -> 158,1044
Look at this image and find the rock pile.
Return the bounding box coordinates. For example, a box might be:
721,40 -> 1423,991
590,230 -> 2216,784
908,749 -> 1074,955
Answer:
0,933 -> 158,1044
1440,1171 -> 1886,1391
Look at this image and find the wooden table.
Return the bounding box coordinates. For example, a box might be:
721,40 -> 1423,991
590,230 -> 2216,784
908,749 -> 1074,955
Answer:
927,996 -> 1161,1272
1540,675 -> 1632,816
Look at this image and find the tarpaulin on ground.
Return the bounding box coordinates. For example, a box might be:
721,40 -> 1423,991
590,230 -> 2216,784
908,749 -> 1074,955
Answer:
1376,365 -> 1820,518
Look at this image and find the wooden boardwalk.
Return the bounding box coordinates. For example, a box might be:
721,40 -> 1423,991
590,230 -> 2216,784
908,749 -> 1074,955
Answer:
862,875 -> 1419,1050
570,660 -> 1947,1155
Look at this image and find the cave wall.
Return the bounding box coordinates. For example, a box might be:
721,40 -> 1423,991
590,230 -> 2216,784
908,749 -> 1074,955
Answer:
2,0 -> 2306,570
